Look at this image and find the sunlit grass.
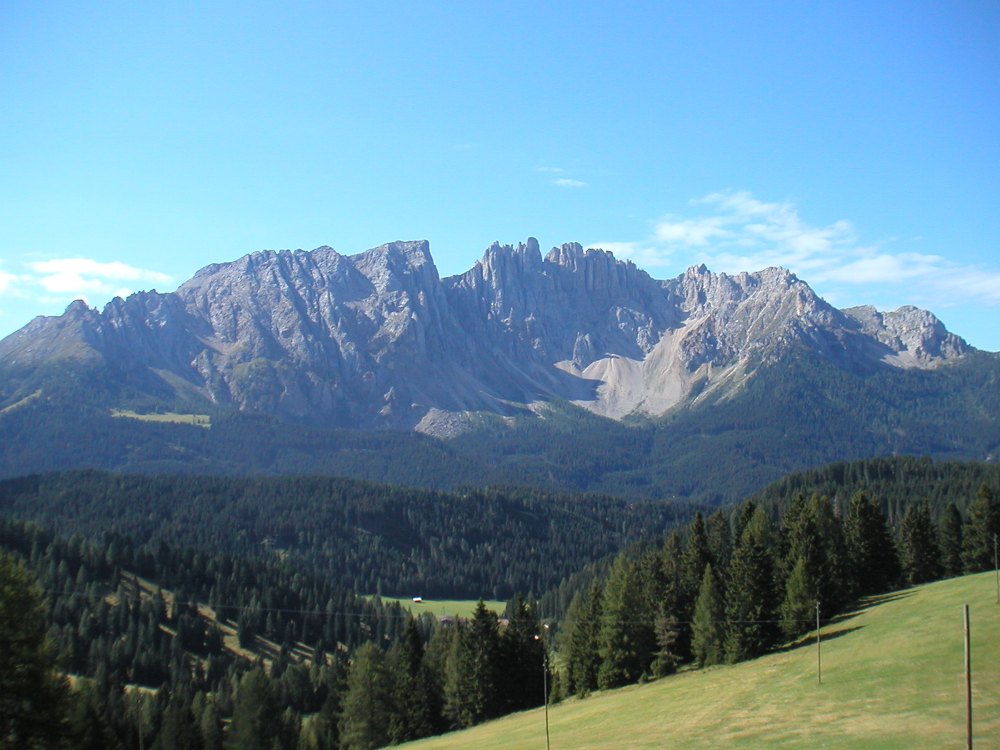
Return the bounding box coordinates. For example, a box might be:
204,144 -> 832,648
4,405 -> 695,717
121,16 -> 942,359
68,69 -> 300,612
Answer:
371,596 -> 507,620
110,409 -> 211,428
403,572 -> 1000,749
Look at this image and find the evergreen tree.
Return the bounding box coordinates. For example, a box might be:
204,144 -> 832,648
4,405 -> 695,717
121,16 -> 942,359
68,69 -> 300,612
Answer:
681,512 -> 712,611
563,582 -> 603,696
386,618 -> 435,743
779,556 -> 817,640
898,503 -> 941,585
198,697 -> 223,750
227,668 -> 283,750
151,688 -> 202,750
690,564 -> 724,667
597,554 -> 655,689
843,492 -> 900,597
938,503 -> 964,578
658,531 -> 687,658
724,507 -> 779,663
498,596 -> 546,713
338,641 -> 391,750
0,550 -> 70,749
706,510 -> 732,580
442,602 -> 501,728
962,485 -> 999,573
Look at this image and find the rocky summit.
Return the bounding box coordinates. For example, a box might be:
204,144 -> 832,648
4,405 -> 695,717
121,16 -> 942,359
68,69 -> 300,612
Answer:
0,239 -> 975,433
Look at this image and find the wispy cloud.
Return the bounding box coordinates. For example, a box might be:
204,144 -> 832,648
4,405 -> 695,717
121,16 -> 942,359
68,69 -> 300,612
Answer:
595,189 -> 1000,310
552,178 -> 588,188
3,257 -> 172,308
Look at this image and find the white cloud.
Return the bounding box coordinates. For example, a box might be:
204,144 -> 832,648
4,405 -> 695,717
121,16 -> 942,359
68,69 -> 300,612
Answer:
654,216 -> 732,246
552,178 -> 588,188
0,267 -> 18,295
27,258 -> 171,298
601,189 -> 1000,310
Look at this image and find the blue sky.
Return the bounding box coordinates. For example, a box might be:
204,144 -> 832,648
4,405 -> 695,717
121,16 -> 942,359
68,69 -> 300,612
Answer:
2,1 -> 999,350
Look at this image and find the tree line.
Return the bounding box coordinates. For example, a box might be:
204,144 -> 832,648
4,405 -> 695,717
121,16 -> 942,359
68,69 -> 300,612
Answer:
0,470 -> 692,600
558,482 -> 999,696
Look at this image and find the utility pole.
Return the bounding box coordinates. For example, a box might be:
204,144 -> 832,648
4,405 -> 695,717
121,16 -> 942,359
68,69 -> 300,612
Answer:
994,534 -> 998,605
964,604 -> 972,750
816,600 -> 822,685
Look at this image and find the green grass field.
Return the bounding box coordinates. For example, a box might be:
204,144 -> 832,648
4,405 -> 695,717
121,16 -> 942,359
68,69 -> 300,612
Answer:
403,571 -> 1000,749
110,409 -> 212,428
372,596 -> 507,620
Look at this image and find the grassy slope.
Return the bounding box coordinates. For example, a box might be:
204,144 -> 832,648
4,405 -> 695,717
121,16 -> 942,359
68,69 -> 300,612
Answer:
404,572 -> 1000,749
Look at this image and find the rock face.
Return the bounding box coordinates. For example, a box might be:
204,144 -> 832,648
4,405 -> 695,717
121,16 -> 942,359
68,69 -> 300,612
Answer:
0,239 -> 974,431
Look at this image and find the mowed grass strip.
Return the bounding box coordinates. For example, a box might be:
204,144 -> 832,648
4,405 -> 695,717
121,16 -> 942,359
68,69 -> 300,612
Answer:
402,571 -> 1000,750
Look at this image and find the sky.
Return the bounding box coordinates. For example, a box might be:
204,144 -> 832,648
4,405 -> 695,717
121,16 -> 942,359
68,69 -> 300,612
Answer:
2,1 -> 999,350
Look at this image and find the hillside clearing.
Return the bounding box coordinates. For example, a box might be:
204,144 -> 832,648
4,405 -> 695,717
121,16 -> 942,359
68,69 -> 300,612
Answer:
403,571 -> 1000,749
110,408 -> 212,427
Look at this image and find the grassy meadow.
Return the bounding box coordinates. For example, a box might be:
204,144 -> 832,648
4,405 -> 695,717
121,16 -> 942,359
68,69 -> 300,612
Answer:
403,571 -> 1000,749
373,596 -> 507,620
110,409 -> 212,428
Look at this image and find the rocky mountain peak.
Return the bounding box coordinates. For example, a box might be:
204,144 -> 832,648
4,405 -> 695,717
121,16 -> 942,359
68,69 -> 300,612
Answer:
0,238 -> 980,432
843,304 -> 970,365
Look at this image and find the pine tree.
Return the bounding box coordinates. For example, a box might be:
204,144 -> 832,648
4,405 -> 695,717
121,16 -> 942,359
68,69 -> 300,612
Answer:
563,582 -> 603,696
724,507 -> 779,663
227,668 -> 282,750
898,503 -> 941,585
442,602 -> 501,728
681,512 -> 712,612
386,618 -> 435,743
938,503 -> 964,578
962,485 -> 999,573
779,556 -> 817,640
498,596 -> 546,713
843,492 -> 900,597
338,641 -> 391,750
691,564 -> 724,667
706,510 -> 732,580
0,550 -> 70,748
597,553 -> 655,689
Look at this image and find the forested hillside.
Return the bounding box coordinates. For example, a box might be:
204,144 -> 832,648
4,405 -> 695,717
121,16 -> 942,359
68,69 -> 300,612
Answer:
0,471 -> 693,599
556,477 -> 999,699
2,346 -> 997,505
0,519 -> 550,748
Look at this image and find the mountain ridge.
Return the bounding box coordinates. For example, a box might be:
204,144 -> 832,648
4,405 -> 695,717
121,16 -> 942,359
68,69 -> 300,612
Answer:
0,238 -> 976,433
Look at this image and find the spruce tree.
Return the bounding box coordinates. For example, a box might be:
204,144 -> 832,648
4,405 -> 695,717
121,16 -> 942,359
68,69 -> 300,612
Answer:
898,503 -> 941,585
227,668 -> 282,750
681,512 -> 712,611
563,582 -> 603,696
387,618 -> 434,743
962,485 -> 999,573
597,554 -> 654,689
498,596 -> 545,713
843,492 -> 900,597
939,503 -> 964,578
691,564 -> 724,667
779,556 -> 817,640
706,510 -> 733,580
724,507 -> 779,663
0,550 -> 70,748
338,641 -> 391,750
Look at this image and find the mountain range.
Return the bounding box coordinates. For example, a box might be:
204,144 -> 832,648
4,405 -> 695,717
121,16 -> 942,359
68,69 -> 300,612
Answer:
1,239 -> 997,501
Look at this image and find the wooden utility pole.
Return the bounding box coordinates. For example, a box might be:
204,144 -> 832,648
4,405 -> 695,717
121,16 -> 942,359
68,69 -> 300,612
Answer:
964,604 -> 972,750
816,600 -> 822,685
994,534 -> 998,605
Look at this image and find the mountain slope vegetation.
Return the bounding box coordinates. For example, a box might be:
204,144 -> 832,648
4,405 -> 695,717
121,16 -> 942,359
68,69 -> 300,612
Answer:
403,572 -> 1000,749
